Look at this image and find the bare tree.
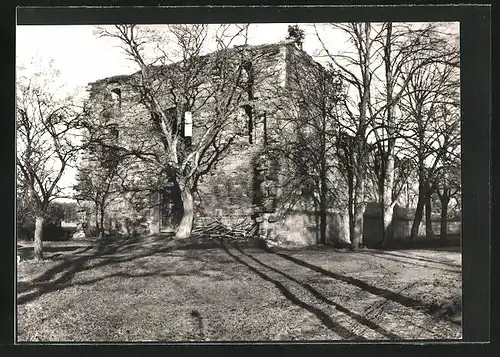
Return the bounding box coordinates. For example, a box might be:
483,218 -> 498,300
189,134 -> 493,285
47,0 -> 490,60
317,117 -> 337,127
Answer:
94,24 -> 250,238
315,22 -> 384,249
16,62 -> 84,259
316,22 -> 459,246
436,155 -> 461,241
371,22 -> 457,245
274,48 -> 343,245
74,139 -> 121,237
399,55 -> 460,240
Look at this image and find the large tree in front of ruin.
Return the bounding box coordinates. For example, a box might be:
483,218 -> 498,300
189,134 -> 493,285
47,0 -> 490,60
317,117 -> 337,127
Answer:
95,25 -> 251,239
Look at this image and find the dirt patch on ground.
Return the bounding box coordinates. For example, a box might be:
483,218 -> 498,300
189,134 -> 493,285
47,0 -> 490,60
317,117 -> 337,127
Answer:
16,236 -> 462,341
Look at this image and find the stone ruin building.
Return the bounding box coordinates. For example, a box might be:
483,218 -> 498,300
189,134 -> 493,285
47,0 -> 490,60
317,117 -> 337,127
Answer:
84,40 -> 456,246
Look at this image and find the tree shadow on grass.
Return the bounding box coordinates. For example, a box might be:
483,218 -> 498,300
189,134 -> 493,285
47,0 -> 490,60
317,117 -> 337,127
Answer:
380,239 -> 461,252
233,245 -> 402,340
222,244 -> 366,341
355,250 -> 462,273
30,237 -> 138,282
424,246 -> 461,253
17,235 -> 227,306
18,237 -> 136,303
391,249 -> 462,264
17,244 -> 95,261
265,247 -> 461,327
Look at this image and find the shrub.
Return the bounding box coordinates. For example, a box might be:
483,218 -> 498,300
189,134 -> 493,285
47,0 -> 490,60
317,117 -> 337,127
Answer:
16,200 -> 78,242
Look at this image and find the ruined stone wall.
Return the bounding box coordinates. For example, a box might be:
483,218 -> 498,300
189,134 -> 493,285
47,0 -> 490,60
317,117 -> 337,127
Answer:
249,43 -> 353,246
203,42 -> 352,246
194,145 -> 258,228
85,42 -> 293,233
192,43 -> 291,231
85,41 -> 353,245
259,210 -> 350,247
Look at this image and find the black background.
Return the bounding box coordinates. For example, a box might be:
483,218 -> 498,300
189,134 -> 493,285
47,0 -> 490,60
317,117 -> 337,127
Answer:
2,2 -> 492,355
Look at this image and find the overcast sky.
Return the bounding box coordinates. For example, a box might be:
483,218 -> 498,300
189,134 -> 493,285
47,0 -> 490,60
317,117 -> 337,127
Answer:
16,22 -> 458,95
16,23 -> 345,94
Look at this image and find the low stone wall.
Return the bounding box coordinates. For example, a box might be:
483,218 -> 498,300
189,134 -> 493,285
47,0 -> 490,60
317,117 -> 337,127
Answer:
326,211 -> 350,245
262,204 -> 461,248
193,208 -> 350,247
363,215 -> 462,247
259,210 -> 350,247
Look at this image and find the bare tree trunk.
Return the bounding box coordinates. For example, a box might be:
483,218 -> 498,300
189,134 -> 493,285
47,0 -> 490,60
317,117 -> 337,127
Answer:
347,168 -> 355,243
176,183 -> 194,239
319,198 -> 327,245
381,153 -> 396,246
100,205 -> 105,238
318,114 -> 328,246
95,204 -> 101,238
319,165 -> 328,245
410,201 -> 424,240
349,23 -> 370,250
425,188 -> 433,239
34,215 -> 44,261
351,173 -> 365,250
440,194 -> 449,241
351,203 -> 365,249
381,23 -> 396,246
382,202 -> 395,246
406,181 -> 410,210
410,182 -> 425,240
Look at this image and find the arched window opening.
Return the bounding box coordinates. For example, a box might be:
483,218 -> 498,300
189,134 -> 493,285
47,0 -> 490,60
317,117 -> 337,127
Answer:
241,59 -> 255,144
108,123 -> 119,139
110,87 -> 121,98
110,87 -> 122,112
298,99 -> 307,119
242,60 -> 255,100
243,104 -> 253,144
262,111 -> 268,146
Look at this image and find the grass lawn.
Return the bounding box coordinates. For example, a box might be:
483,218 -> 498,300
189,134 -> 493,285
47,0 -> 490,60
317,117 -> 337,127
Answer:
17,236 -> 462,342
